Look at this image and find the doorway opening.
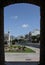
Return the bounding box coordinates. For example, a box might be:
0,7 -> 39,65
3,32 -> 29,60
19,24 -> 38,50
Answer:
4,3 -> 40,62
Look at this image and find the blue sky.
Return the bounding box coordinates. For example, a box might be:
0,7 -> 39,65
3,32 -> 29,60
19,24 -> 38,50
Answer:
4,3 -> 40,37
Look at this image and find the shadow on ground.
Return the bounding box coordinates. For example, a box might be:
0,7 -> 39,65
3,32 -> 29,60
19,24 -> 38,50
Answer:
5,61 -> 39,65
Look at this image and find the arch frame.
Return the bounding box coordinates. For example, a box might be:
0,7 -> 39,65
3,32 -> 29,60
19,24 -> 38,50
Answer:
0,0 -> 40,7
0,0 -> 45,65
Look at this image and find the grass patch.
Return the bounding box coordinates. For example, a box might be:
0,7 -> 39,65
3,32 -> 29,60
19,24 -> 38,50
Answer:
5,45 -> 35,53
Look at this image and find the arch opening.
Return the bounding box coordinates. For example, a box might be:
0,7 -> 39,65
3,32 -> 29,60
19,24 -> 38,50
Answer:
5,3 -> 40,63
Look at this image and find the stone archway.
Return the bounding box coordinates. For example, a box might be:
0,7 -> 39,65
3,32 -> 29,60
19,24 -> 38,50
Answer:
0,0 -> 45,65
0,0 -> 40,7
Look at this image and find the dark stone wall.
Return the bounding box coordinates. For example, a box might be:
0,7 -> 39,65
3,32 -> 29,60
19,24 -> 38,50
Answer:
40,1 -> 45,65
0,7 -> 5,65
0,0 -> 45,65
0,0 -> 40,7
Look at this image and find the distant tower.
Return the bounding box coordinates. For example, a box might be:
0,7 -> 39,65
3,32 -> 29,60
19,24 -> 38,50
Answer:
29,32 -> 32,42
8,31 -> 10,47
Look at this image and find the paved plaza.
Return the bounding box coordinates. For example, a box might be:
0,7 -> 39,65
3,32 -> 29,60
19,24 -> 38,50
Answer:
5,46 -> 40,62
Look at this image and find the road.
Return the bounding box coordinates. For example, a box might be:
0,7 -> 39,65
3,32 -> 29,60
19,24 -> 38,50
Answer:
16,42 -> 40,48
26,43 -> 40,48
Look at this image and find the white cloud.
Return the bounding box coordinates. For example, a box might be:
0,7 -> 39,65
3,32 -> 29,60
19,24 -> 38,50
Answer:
22,24 -> 29,28
11,16 -> 18,19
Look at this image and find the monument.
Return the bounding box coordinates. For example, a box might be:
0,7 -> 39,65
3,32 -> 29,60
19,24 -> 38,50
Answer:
29,32 -> 32,42
8,31 -> 10,47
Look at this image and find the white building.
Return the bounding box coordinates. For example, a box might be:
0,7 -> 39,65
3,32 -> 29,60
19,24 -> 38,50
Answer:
4,31 -> 15,46
31,29 -> 40,36
31,29 -> 40,42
